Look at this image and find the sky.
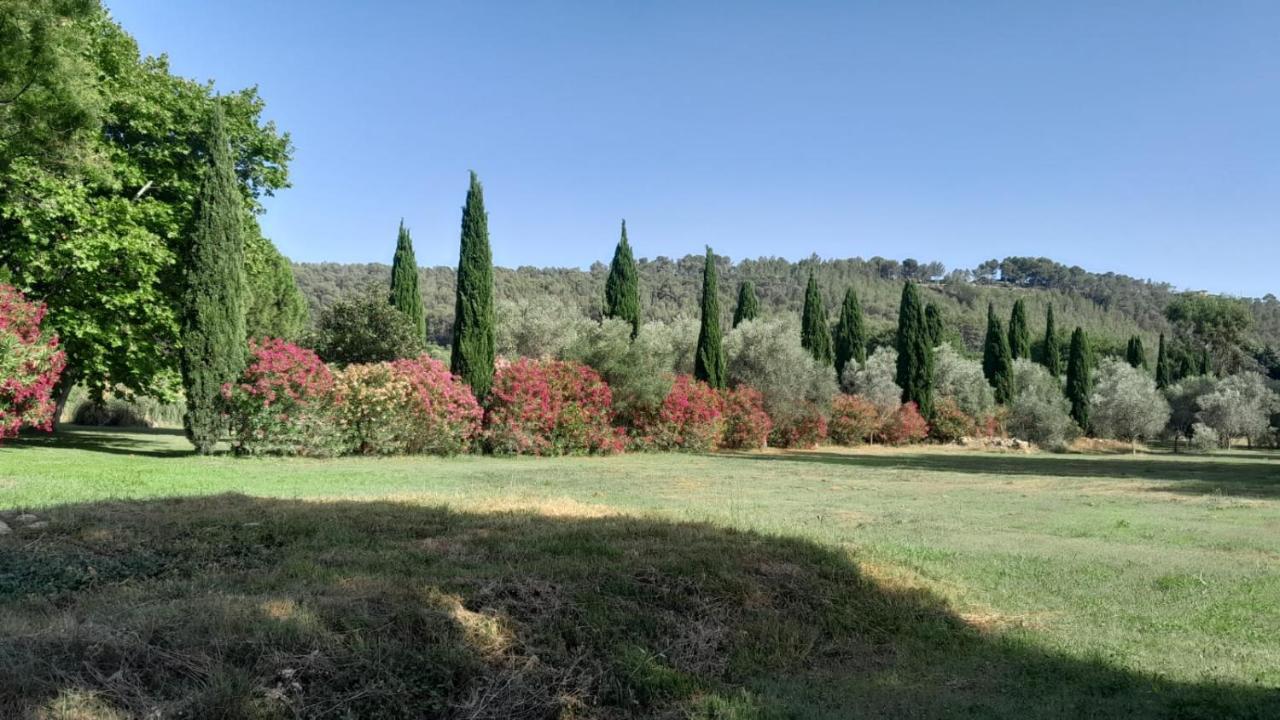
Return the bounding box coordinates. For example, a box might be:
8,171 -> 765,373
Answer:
106,1 -> 1279,297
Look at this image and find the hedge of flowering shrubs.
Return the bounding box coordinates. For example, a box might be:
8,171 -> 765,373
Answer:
0,285 -> 65,442
219,338 -> 959,458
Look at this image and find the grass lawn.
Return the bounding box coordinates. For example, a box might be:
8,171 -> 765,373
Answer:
1,428 -> 1278,718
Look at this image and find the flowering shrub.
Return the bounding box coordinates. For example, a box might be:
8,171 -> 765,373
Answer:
829,394 -> 881,446
769,403 -> 828,449
388,355 -> 483,455
720,385 -> 772,450
0,285 -> 66,441
928,396 -> 976,443
882,402 -> 929,445
484,359 -> 623,455
332,363 -> 416,454
632,375 -> 724,451
222,338 -> 345,456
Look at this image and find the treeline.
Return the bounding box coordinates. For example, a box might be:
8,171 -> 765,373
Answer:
292,254 -> 1280,361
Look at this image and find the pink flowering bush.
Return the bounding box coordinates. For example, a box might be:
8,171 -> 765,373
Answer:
769,404 -> 828,449
882,402 -> 930,445
928,397 -> 976,443
0,285 -> 66,442
484,358 -> 623,455
632,375 -> 724,451
222,338 -> 345,456
720,385 -> 771,450
829,394 -> 881,446
388,355 -> 483,455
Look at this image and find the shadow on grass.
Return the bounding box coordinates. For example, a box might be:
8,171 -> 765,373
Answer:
731,449 -> 1280,499
0,495 -> 1274,719
8,426 -> 193,458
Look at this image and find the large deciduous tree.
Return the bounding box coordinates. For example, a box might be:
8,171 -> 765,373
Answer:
179,107 -> 247,453
694,247 -> 725,388
451,171 -> 496,398
800,273 -> 833,366
1008,299 -> 1031,360
389,220 -> 426,341
982,304 -> 1014,403
603,219 -> 640,337
1066,327 -> 1091,430
732,280 -> 759,328
833,286 -> 867,378
895,282 -> 933,418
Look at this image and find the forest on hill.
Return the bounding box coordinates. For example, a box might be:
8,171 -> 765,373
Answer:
293,254 -> 1280,361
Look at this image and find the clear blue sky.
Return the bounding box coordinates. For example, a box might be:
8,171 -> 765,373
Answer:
107,1 -> 1278,296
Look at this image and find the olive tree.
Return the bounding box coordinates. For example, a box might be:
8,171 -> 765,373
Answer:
1006,359 -> 1078,450
932,344 -> 995,420
1089,358 -> 1170,447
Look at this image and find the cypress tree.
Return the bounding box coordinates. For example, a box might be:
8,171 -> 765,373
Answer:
895,282 -> 934,418
833,286 -> 867,379
1199,345 -> 1212,376
1008,299 -> 1031,360
603,219 -> 640,337
800,273 -> 834,366
1066,327 -> 1091,430
732,280 -> 759,328
389,220 -> 427,341
1125,335 -> 1147,369
450,171 -> 496,398
982,304 -> 1014,403
694,247 -> 725,388
925,302 -> 943,347
1155,333 -> 1171,389
180,106 -> 247,454
1042,304 -> 1061,377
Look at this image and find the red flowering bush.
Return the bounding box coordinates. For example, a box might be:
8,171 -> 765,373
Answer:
769,404 -> 828,449
632,375 -> 724,451
0,285 -> 66,442
882,402 -> 930,445
829,394 -> 881,446
222,338 -> 345,456
388,355 -> 483,455
484,358 -> 623,455
929,396 -> 976,443
720,385 -> 772,450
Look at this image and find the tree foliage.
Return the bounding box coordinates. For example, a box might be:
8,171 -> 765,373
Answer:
895,282 -> 933,418
1089,358 -> 1169,442
451,172 -> 496,398
389,220 -> 426,342
1154,333 -> 1172,389
1065,327 -> 1092,430
833,286 -> 867,379
1125,335 -> 1147,370
982,304 -> 1014,403
603,220 -> 640,337
1042,304 -> 1061,376
311,288 -> 425,365
1008,299 -> 1031,360
179,108 -> 247,454
694,247 -> 726,388
732,280 -> 759,328
924,302 -> 944,347
800,273 -> 834,366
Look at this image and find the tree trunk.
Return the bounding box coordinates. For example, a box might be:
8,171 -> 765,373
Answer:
50,371 -> 78,431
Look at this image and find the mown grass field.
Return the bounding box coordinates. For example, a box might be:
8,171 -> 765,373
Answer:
1,429 -> 1278,718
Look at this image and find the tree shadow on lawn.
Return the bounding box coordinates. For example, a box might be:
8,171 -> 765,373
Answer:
0,495 -> 1274,719
7,427 -> 193,459
731,450 -> 1280,500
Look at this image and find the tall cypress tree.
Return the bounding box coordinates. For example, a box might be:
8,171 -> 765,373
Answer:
1199,345 -> 1212,377
389,220 -> 427,342
180,106 -> 247,454
1042,304 -> 1061,377
1125,335 -> 1147,369
833,286 -> 867,378
603,219 -> 640,337
895,282 -> 934,418
925,302 -> 943,347
1066,327 -> 1091,430
732,280 -> 759,328
694,247 -> 725,388
800,273 -> 834,366
451,171 -> 496,398
1155,333 -> 1171,389
982,303 -> 1014,403
1008,299 -> 1031,360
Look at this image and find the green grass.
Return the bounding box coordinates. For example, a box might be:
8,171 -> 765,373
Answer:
1,428 -> 1278,718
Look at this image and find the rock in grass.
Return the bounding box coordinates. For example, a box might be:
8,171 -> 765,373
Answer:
0,520 -> 10,535
15,513 -> 37,524
26,521 -> 49,530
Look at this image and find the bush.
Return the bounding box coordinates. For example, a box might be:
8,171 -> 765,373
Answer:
769,403 -> 828,448
0,285 -> 66,441
332,363 -> 416,454
725,318 -> 838,435
929,396 -> 976,443
223,338 -> 346,456
932,345 -> 995,419
633,375 -> 724,451
1188,422 -> 1220,453
829,394 -> 881,446
484,358 -> 623,455
1006,361 -> 1078,450
720,385 -> 772,449
841,346 -> 901,413
1089,358 -> 1170,443
388,355 -> 483,455
564,319 -> 674,427
72,398 -> 154,428
311,288 -> 424,365
883,402 -> 929,445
